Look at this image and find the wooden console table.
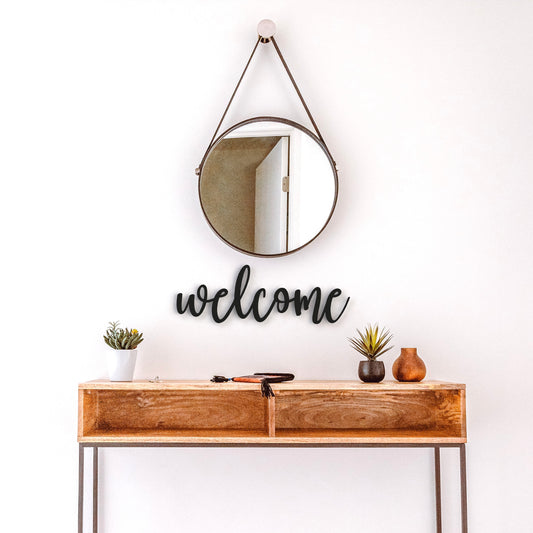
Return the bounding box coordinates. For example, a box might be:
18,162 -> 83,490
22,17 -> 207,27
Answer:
78,380 -> 467,532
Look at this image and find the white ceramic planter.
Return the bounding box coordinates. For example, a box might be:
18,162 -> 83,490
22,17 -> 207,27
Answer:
106,349 -> 137,381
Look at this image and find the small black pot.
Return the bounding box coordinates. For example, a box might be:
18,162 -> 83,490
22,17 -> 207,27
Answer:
358,360 -> 385,383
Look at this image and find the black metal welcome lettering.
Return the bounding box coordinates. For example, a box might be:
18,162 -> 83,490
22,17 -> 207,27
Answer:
176,265 -> 350,324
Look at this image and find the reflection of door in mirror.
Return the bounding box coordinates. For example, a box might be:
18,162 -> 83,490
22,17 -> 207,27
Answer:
200,119 -> 337,256
254,137 -> 289,254
288,131 -> 335,250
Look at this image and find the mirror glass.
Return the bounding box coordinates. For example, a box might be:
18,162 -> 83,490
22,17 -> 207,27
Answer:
199,118 -> 337,256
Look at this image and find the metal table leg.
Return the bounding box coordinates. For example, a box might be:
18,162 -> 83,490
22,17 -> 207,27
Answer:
93,447 -> 98,533
434,446 -> 442,533
460,444 -> 468,532
78,445 -> 98,533
78,445 -> 84,533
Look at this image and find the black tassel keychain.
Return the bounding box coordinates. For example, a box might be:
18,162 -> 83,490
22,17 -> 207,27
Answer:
211,373 -> 295,398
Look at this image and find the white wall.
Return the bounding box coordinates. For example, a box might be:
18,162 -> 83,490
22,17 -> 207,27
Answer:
1,1 -> 532,531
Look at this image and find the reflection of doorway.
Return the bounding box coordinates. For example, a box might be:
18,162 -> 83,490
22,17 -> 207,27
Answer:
254,137 -> 289,254
226,123 -> 297,254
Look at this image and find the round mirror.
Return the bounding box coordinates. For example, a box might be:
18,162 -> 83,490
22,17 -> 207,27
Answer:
198,117 -> 338,257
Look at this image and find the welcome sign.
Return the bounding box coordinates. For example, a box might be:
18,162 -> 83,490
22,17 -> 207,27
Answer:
176,265 -> 350,324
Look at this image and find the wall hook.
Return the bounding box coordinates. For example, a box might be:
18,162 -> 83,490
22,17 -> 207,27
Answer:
257,19 -> 276,43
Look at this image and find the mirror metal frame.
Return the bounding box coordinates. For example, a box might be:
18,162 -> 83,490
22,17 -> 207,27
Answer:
197,116 -> 339,258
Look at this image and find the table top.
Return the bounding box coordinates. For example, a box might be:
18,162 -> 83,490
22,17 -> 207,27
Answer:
79,379 -> 465,391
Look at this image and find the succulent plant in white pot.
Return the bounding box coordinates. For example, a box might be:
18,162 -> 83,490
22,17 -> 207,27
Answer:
103,321 -> 144,381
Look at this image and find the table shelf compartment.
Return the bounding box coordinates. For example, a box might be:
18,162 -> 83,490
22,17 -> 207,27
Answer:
274,389 -> 465,439
79,388 -> 269,440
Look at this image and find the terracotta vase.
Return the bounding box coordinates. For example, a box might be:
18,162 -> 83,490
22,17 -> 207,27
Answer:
392,348 -> 426,382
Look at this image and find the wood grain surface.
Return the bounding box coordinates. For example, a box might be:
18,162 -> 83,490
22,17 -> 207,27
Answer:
90,390 -> 267,431
275,390 -> 464,435
80,380 -> 465,391
78,389 -> 97,439
267,396 -> 276,437
78,429 -> 465,444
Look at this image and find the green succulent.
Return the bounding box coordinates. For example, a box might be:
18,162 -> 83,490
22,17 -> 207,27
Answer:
103,321 -> 144,350
348,324 -> 393,361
